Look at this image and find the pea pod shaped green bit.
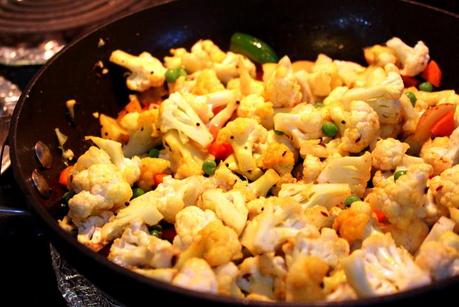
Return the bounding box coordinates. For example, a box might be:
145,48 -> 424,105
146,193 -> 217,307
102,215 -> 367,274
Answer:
230,32 -> 278,64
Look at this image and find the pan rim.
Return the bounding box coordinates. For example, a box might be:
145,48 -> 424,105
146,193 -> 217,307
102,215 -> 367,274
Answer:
9,0 -> 459,305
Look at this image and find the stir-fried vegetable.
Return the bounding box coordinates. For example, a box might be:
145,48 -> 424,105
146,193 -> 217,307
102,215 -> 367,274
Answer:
230,32 -> 278,64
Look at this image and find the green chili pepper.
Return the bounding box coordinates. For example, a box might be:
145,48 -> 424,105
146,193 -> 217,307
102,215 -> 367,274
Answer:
230,32 -> 278,64
394,169 -> 407,181
165,68 -> 187,83
344,195 -> 361,208
202,160 -> 217,176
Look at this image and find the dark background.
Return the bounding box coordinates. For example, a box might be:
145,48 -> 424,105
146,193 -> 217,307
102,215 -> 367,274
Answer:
0,0 -> 457,306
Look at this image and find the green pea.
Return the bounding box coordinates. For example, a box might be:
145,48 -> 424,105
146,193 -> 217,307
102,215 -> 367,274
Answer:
62,191 -> 75,204
322,122 -> 339,137
274,130 -> 285,135
230,32 -> 278,64
148,148 -> 160,158
314,102 -> 324,108
394,169 -> 407,181
405,92 -> 417,106
165,68 -> 187,83
344,195 -> 361,208
419,81 -> 433,92
149,224 -> 163,237
202,160 -> 217,176
132,187 -> 145,199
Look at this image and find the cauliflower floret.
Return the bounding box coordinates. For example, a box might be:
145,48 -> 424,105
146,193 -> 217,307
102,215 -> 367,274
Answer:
133,268 -> 177,282
302,155 -> 324,183
227,68 -> 264,98
307,54 -> 342,97
217,118 -> 268,180
273,103 -> 324,149
165,40 -> 225,73
172,258 -> 218,293
265,56 -> 302,108
191,69 -> 225,95
343,232 -> 430,298
173,206 -> 217,251
69,164 -> 132,222
109,50 -> 166,91
163,130 -> 207,178
365,163 -> 432,229
241,197 -> 308,255
214,51 -> 256,83
199,189 -> 248,235
237,94 -> 274,129
341,72 -> 404,126
416,231 -> 459,280
259,142 -> 295,176
385,217 -> 429,254
177,220 -> 242,267
233,168 -> 281,202
421,127 -> 459,176
329,101 -> 380,153
429,164 -> 459,210
323,269 -> 358,302
386,37 -> 429,77
333,201 -> 378,246
371,138 -> 409,171
303,205 -> 335,230
237,256 -> 276,299
278,183 -> 352,210
334,60 -> 366,88
211,164 -> 241,191
123,108 -> 161,157
108,221 -> 178,269
160,92 -> 213,148
137,157 -> 170,191
214,262 -> 244,298
72,146 -> 111,172
75,211 -> 113,251
285,255 -> 329,302
317,152 -> 372,197
283,228 -> 350,268
363,45 -> 397,67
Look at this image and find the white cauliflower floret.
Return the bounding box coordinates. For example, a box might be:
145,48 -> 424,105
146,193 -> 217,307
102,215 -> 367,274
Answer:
110,50 -> 166,91
217,118 -> 268,180
237,256 -> 276,299
214,51 -> 256,83
419,216 -> 455,250
122,108 -> 161,157
69,163 -> 132,222
317,152 -> 372,197
241,197 -> 308,255
341,72 -> 403,125
237,94 -> 274,129
363,44 -> 397,67
323,270 -> 358,302
334,60 -> 366,88
265,56 -> 302,108
177,220 -> 242,267
273,103 -> 324,149
173,206 -> 217,251
172,258 -> 218,293
76,211 -> 113,251
366,163 -> 432,229
108,222 -> 178,269
160,92 -> 213,148
343,232 -> 430,298
429,164 -> 459,210
307,54 -> 342,97
302,155 -> 324,183
191,69 -> 225,95
371,138 -> 409,171
386,37 -> 429,77
233,169 -> 281,202
162,130 -> 208,178
329,101 -> 380,153
211,164 -> 241,191
333,201 -> 379,245
165,39 -> 225,73
199,189 -> 248,235
421,127 -> 459,175
416,231 -> 459,280
283,227 -> 350,268
278,183 -> 351,210
72,146 -> 111,172
227,68 -> 264,98
214,262 -> 244,298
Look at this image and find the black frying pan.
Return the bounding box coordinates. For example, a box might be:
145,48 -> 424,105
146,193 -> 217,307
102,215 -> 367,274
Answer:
8,0 -> 459,305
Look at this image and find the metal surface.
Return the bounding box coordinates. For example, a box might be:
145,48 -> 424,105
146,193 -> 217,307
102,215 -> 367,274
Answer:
34,141 -> 53,169
8,0 -> 459,306
31,168 -> 51,198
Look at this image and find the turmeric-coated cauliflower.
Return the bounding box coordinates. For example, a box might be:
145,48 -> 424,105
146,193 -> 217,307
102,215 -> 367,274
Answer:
386,37 -> 429,77
371,138 -> 409,171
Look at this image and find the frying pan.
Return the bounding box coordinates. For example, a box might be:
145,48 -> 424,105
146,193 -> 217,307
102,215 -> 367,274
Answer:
8,0 -> 459,305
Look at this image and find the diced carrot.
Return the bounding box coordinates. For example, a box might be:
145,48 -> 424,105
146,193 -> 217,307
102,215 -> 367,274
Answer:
212,105 -> 226,116
154,173 -> 167,185
59,165 -> 74,186
373,208 -> 386,224
208,142 -> 233,161
117,96 -> 142,120
401,75 -> 419,88
208,123 -> 219,140
421,60 -> 442,87
430,110 -> 455,137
